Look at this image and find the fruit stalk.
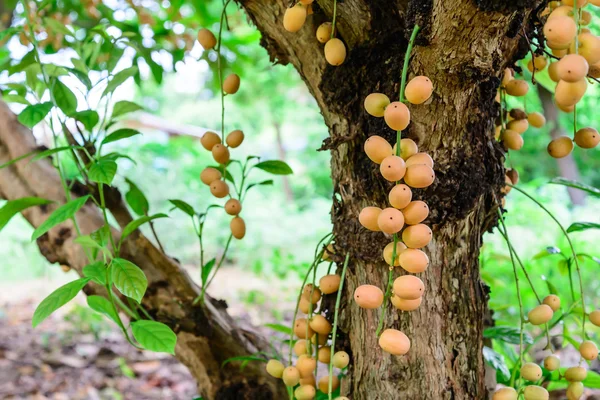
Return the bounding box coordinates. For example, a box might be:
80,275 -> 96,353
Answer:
328,252 -> 350,400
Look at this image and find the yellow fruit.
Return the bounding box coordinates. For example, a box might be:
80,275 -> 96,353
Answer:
200,167 -> 221,185
590,310 -> 600,326
523,385 -> 549,400
591,62 -> 600,79
383,241 -> 407,266
294,318 -> 315,339
299,297 -> 311,314
282,366 -> 300,386
557,54 -> 589,82
521,362 -> 542,381
380,155 -> 406,182
316,22 -> 332,43
548,62 -> 560,82
543,16 -> 577,47
266,359 -> 285,378
556,101 -> 574,113
226,129 -> 244,148
294,385 -> 316,400
507,119 -> 529,134
527,112 -> 546,128
581,10 -> 592,25
317,346 -> 331,363
302,284 -> 322,304
390,295 -> 422,311
402,224 -> 432,249
223,73 -> 241,95
294,340 -> 308,356
210,180 -> 229,198
354,284 -> 384,309
212,143 -> 230,164
527,55 -> 547,72
384,102 -> 411,131
548,5 -> 573,20
224,198 -> 242,215
572,32 -> 600,65
492,387 -> 518,400
555,79 -> 587,107
201,131 -> 221,150
393,138 -> 419,160
404,164 -> 435,188
567,382 -> 584,400
332,351 -> 350,368
324,38 -> 346,66
197,28 -> 217,49
311,333 -> 327,346
364,135 -> 393,164
502,68 -> 513,86
405,152 -> 434,168
563,0 -> 588,6
299,375 -> 316,387
359,206 -> 382,231
506,168 -> 520,185
404,76 -> 433,105
527,304 -> 553,325
297,354 -> 317,378
547,136 -> 574,158
580,340 -> 599,360
501,129 -> 524,151
574,127 -> 600,149
317,375 -> 339,393
378,328 -> 410,355
319,274 -> 341,294
543,355 -> 560,371
309,315 -> 332,335
565,366 -> 587,382
377,207 -> 405,234
398,248 -> 429,273
283,4 -> 307,33
393,275 -> 424,300
402,201 -> 429,225
542,294 -> 560,311
388,184 -> 412,209
364,93 -> 391,117
505,79 -> 529,96
230,216 -> 246,239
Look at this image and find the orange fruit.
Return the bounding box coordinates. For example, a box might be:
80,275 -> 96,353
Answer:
364,135 -> 393,164
226,129 -> 244,148
324,38 -> 346,66
547,136 -> 574,158
283,4 -> 307,33
359,206 -> 382,231
197,28 -> 217,49
230,216 -> 246,239
200,167 -> 222,185
201,131 -> 221,151
364,93 -> 391,117
378,329 -> 410,355
380,155 -> 407,182
398,248 -> 429,273
388,184 -> 412,209
574,127 -> 600,149
404,76 -> 433,105
354,284 -> 384,309
404,164 -> 435,188
377,208 -> 405,234
316,22 -> 332,43
223,73 -> 241,94
384,102 -> 410,131
393,275 -> 424,300
402,201 -> 429,225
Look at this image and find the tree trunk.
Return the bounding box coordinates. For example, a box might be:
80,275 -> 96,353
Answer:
0,101 -> 286,400
239,0 -> 542,398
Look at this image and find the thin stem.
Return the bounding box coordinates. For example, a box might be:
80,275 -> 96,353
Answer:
376,234 -> 398,337
328,253 -> 350,400
399,25 -> 421,104
195,234 -> 233,304
98,183 -> 117,252
306,260 -> 318,356
331,0 -> 338,39
148,219 -> 166,253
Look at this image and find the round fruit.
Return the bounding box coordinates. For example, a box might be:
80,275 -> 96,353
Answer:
501,129 -> 524,151
299,297 -> 311,314
521,362 -> 542,381
390,295 -> 422,311
364,93 -> 391,117
393,275 -> 424,300
210,180 -> 229,198
556,101 -> 574,113
377,208 -> 405,234
405,152 -> 434,169
527,112 -> 546,128
324,38 -> 346,66
394,138 -> 419,160
318,375 -> 339,393
309,315 -> 332,335
380,155 -> 407,182
502,68 -> 513,86
548,62 -> 560,82
580,340 -> 598,360
294,340 -> 308,356
557,54 -> 590,82
528,55 -> 547,72
320,274 -> 341,294
510,108 -> 527,121
359,207 -> 382,231
200,167 -> 222,185
225,198 -> 242,215
506,168 -> 520,185
567,381 -> 584,400
402,224 -> 433,249
299,375 -> 315,387
283,4 -> 307,33
311,333 -> 327,346
565,366 -> 587,382
492,387 -> 518,400
226,129 -> 244,148
302,284 -> 322,304
507,119 -> 528,134
542,294 -> 560,311
354,284 -> 384,309
590,310 -> 600,326
378,329 -> 411,355
364,136 -> 393,164
574,127 -> 600,149
201,131 -> 221,150
384,102 -> 411,131
266,359 -> 285,378
389,184 -> 413,209
322,243 -> 334,261
523,385 -> 549,400
399,249 -> 429,273
294,385 -> 316,400
591,62 -> 600,79
528,304 -> 553,325
547,136 -> 574,158
197,28 -> 217,50
317,346 -> 331,363
402,201 -> 429,225
555,79 -> 587,106
543,16 -> 577,47
572,32 -> 600,65
505,79 -> 529,96
230,216 -> 246,239
316,22 -> 332,43
404,76 -> 433,105
404,164 -> 435,188
297,354 -> 317,378
223,73 -> 241,95
543,355 -> 560,371
383,241 -> 407,266
282,366 -> 301,386
212,143 -> 230,164
294,318 -> 315,339
332,351 -> 350,368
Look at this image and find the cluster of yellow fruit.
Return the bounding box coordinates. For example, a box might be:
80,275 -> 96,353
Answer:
283,0 -> 347,66
492,294 -> 600,400
265,271 -> 350,400
355,76 -> 434,356
197,28 -> 245,240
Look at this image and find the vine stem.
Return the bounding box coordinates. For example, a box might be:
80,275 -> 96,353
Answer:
328,253 -> 350,400
195,234 -> 233,304
375,233 -> 398,337
399,25 -> 421,104
330,0 -> 338,39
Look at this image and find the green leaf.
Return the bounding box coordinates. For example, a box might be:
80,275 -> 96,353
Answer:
74,235 -> 103,250
112,100 -> 144,119
102,128 -> 141,146
44,64 -> 69,77
567,222 -> 600,233
82,261 -> 107,285
168,199 -> 196,217
87,295 -> 120,325
44,18 -> 74,37
483,326 -> 533,345
0,197 -> 52,232
1,94 -> 30,105
264,323 -> 293,335
31,195 -> 90,241
550,177 -> 600,198
254,160 -> 293,175
111,258 -> 147,303
18,102 -> 53,128
121,213 -> 168,241
209,164 -> 235,184
88,158 -> 118,185
28,145 -> 83,164
131,320 -> 177,354
102,66 -> 138,97
201,258 -> 216,286
246,180 -> 274,192
71,110 -> 99,131
52,79 -> 78,115
0,26 -> 21,42
32,278 -> 91,327
125,179 -> 149,216
483,346 -> 510,381
66,67 -> 92,89
532,246 -> 561,260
